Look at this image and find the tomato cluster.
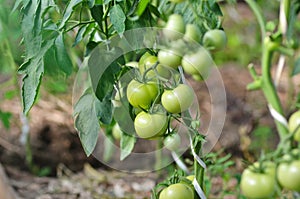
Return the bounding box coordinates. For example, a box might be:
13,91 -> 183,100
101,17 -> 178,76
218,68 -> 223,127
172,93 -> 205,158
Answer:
160,13 -> 226,81
241,151 -> 300,198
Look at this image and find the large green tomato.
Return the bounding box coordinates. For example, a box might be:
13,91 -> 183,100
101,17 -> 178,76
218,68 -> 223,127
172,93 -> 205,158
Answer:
288,110 -> 300,141
163,14 -> 185,40
126,80 -> 159,109
181,49 -> 213,79
277,154 -> 300,192
161,84 -> 194,114
134,111 -> 168,139
202,29 -> 227,50
158,49 -> 182,69
183,24 -> 201,43
240,165 -> 276,198
163,133 -> 181,151
159,183 -> 194,199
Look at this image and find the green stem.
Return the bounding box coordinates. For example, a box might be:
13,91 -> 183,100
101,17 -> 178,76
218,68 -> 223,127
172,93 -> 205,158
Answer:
245,0 -> 266,43
261,38 -> 289,141
193,137 -> 205,195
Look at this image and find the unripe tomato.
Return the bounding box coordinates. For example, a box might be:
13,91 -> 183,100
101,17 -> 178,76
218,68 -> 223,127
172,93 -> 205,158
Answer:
159,183 -> 194,199
161,84 -> 194,114
126,80 -> 159,109
240,164 -> 276,198
134,111 -> 168,139
277,153 -> 300,192
202,29 -> 227,50
163,133 -> 181,151
158,49 -> 182,69
112,123 -> 122,140
181,49 -> 213,79
183,24 -> 201,43
164,14 -> 185,40
288,110 -> 300,141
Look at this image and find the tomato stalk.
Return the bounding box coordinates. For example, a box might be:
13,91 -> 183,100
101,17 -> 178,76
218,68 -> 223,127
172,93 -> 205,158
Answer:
261,38 -> 289,142
246,0 -> 293,145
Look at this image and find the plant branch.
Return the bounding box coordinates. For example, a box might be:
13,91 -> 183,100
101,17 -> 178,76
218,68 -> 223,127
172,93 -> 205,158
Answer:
245,0 -> 266,43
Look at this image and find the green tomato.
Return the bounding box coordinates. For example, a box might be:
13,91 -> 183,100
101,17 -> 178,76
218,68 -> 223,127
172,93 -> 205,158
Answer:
240,167 -> 276,198
203,29 -> 227,50
164,14 -> 185,40
181,49 -> 213,79
163,133 -> 181,151
134,111 -> 168,139
277,158 -> 300,192
159,183 -> 194,199
158,49 -> 182,69
183,24 -> 201,43
112,123 -> 122,140
288,110 -> 300,141
161,84 -> 194,114
126,80 -> 159,109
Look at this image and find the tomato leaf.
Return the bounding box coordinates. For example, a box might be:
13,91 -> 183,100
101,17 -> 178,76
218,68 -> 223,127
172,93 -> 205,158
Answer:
292,57 -> 300,76
59,0 -> 83,30
98,98 -> 113,124
73,88 -> 101,156
120,133 -> 136,161
73,24 -> 88,47
54,33 -> 73,75
90,5 -> 104,26
109,5 -> 126,35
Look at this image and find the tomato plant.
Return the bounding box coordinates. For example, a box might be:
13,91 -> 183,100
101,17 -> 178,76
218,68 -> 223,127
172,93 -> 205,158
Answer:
159,183 -> 194,199
161,84 -> 194,114
134,111 -> 168,139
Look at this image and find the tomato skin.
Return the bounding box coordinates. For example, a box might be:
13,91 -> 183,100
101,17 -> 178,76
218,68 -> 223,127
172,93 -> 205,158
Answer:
164,14 -> 185,40
183,24 -> 201,43
163,133 -> 181,151
181,49 -> 213,79
126,80 -> 158,109
277,159 -> 300,192
158,49 -> 182,69
288,110 -> 300,141
203,29 -> 227,50
161,84 -> 194,114
112,123 -> 122,140
240,166 -> 276,198
159,183 -> 194,199
134,111 -> 168,139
